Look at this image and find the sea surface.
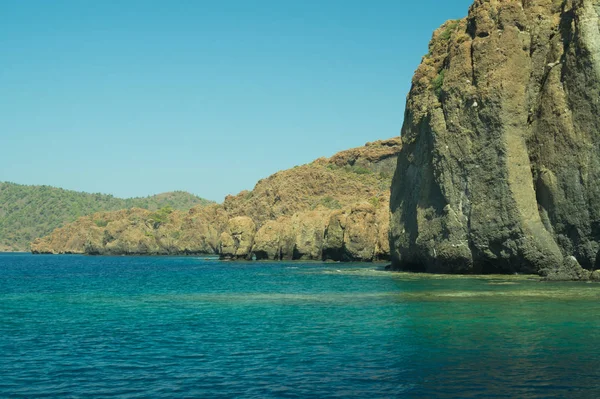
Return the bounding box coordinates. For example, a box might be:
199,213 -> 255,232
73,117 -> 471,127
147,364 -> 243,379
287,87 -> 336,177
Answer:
1,254 -> 600,398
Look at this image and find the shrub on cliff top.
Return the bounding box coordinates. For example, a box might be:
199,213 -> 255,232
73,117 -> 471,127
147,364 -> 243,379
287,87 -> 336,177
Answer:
94,219 -> 108,228
148,206 -> 173,228
439,20 -> 459,41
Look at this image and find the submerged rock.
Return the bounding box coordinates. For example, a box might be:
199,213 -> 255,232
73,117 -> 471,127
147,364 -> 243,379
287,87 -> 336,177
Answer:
390,0 -> 600,277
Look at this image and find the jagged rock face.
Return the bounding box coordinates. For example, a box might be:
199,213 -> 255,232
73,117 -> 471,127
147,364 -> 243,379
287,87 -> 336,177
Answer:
390,0 -> 600,275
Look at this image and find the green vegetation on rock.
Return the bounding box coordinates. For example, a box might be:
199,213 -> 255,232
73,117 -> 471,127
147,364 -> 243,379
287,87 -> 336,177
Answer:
432,69 -> 445,98
438,20 -> 459,41
0,182 -> 213,251
148,206 -> 174,228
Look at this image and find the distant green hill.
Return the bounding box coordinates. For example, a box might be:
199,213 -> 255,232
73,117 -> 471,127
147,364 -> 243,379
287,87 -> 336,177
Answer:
0,182 -> 213,252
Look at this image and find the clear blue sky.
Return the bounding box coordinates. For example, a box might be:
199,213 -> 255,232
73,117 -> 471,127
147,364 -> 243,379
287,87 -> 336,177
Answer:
1,0 -> 472,202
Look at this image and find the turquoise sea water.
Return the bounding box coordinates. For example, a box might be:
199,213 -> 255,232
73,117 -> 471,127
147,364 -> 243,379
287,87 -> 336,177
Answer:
2,254 -> 600,398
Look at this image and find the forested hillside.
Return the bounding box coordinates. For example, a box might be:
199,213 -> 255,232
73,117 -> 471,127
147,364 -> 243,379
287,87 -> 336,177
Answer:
0,182 -> 212,251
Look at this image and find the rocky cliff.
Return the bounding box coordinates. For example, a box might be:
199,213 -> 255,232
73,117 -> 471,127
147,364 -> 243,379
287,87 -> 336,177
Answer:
389,0 -> 600,279
33,138 -> 400,261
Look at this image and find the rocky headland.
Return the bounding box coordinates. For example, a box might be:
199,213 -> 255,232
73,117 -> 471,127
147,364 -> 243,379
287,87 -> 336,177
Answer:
0,183 -> 212,252
32,138 -> 401,262
389,0 -> 600,280
32,0 -> 600,278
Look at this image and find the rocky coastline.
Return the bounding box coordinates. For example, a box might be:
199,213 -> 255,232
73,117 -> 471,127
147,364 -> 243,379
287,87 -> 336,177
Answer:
30,1 -> 600,281
32,139 -> 399,262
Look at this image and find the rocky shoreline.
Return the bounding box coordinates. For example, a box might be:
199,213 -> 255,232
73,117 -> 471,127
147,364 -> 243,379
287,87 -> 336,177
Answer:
32,139 -> 399,262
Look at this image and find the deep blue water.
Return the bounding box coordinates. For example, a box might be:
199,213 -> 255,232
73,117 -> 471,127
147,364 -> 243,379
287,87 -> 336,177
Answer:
2,254 -> 600,398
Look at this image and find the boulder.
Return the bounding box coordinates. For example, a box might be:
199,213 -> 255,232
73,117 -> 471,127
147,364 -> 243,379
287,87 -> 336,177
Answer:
252,219 -> 286,260
344,203 -> 379,261
288,210 -> 329,260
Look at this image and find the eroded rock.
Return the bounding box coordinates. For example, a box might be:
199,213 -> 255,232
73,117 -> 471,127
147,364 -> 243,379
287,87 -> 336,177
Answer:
220,217 -> 256,260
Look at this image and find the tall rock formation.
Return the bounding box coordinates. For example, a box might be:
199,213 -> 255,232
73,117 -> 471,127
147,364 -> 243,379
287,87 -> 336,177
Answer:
390,0 -> 600,277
